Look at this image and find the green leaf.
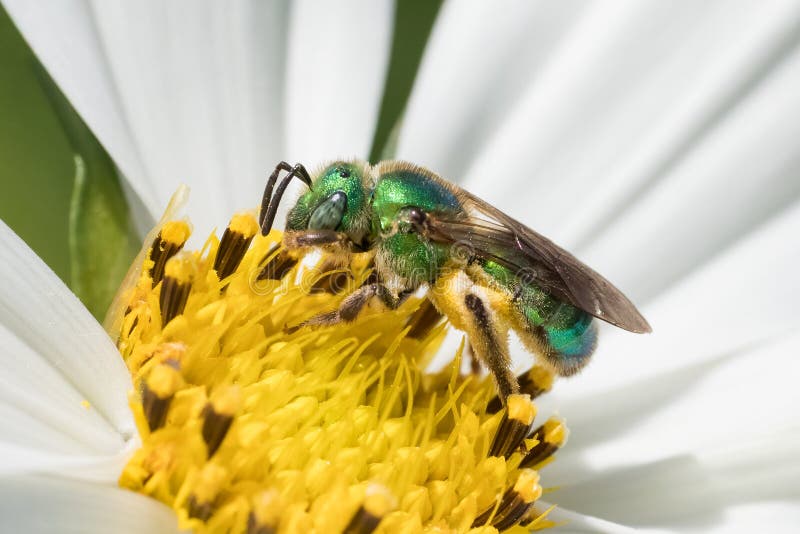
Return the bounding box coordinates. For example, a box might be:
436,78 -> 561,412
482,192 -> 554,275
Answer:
0,6 -> 74,282
30,34 -> 139,322
0,5 -> 139,320
369,0 -> 444,161
68,153 -> 139,321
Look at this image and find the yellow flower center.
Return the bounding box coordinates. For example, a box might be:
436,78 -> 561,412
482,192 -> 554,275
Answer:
115,213 -> 567,533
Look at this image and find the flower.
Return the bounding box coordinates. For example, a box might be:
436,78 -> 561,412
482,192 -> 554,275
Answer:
2,1 -> 800,532
116,213 -> 565,532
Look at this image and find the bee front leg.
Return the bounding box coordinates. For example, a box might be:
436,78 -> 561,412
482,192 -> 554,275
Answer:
463,293 -> 519,405
288,283 -> 410,332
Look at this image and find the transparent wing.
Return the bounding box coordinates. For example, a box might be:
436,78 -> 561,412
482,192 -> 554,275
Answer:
425,189 -> 651,333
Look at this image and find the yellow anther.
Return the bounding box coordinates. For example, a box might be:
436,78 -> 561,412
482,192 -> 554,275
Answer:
160,220 -> 192,246
147,364 -> 183,399
143,444 -> 176,475
506,393 -> 537,425
209,385 -> 241,416
250,490 -> 282,528
193,463 -> 228,505
363,483 -> 397,518
164,253 -> 196,284
543,419 -> 568,446
527,365 -> 554,392
514,469 -> 542,503
228,212 -> 259,238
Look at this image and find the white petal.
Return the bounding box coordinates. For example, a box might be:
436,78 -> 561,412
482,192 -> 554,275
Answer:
539,330 -> 800,530
552,198 -> 800,398
273,0 -> 394,229
415,1 -> 800,254
579,37 -> 800,303
0,475 -> 179,533
1,0 -> 152,214
85,0 -> 292,237
397,0 -> 587,179
698,502 -> 800,534
284,0 -> 394,165
3,0 -> 294,236
0,221 -> 135,478
537,502 -> 639,533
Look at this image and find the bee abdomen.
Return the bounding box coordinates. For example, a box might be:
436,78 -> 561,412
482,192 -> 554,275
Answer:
537,313 -> 597,376
517,286 -> 597,376
478,259 -> 598,376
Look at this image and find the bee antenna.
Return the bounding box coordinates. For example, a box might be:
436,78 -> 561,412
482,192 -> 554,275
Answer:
259,162 -> 312,236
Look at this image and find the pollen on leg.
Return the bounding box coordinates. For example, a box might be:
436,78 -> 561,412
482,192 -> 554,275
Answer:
115,218 -> 568,533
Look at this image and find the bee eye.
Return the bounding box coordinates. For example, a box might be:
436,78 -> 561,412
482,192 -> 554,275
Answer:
308,191 -> 347,230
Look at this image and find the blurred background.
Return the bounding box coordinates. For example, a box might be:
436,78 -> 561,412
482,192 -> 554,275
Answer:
1,1 -> 799,531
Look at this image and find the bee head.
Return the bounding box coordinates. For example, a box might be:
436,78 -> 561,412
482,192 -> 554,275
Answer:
286,160 -> 373,246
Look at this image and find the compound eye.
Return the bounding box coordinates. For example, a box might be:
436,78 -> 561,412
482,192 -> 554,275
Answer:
308,191 -> 347,230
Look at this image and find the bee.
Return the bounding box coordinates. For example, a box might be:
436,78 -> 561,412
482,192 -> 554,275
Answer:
258,160 -> 651,404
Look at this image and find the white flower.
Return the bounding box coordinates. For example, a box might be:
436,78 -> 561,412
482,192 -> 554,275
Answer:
0,219 -> 180,532
2,0 -> 800,532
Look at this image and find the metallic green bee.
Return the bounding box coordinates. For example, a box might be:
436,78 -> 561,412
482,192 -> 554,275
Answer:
258,160 -> 651,404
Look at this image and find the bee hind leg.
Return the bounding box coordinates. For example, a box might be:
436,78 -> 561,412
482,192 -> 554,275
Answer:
463,293 -> 519,405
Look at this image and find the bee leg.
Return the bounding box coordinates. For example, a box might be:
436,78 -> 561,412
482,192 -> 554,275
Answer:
464,293 -> 519,405
288,283 -> 409,332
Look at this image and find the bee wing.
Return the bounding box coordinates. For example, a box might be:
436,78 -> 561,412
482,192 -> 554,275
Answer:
426,189 -> 651,333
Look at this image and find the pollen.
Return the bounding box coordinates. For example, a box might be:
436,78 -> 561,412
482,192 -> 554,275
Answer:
115,213 -> 568,533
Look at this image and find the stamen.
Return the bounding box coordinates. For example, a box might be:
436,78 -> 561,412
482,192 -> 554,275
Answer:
142,364 -> 183,431
520,418 -> 568,468
214,213 -> 259,280
149,221 -> 191,286
187,464 -> 227,521
247,490 -> 282,534
489,393 -> 537,458
344,485 -> 395,534
406,299 -> 444,339
257,244 -> 298,280
159,254 -> 195,327
201,386 -> 241,458
488,365 -> 554,413
473,470 -> 542,528
128,342 -> 185,380
493,470 -> 543,530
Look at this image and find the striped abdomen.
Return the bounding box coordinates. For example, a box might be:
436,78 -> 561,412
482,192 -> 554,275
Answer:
480,260 -> 597,375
